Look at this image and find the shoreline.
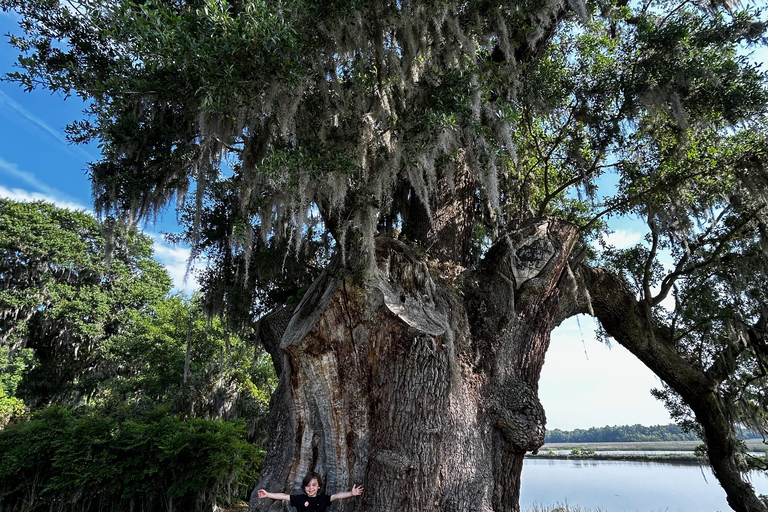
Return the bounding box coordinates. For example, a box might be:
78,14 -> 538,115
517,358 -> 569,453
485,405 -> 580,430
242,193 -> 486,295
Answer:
525,452 -> 707,465
539,439 -> 767,451
526,440 -> 767,466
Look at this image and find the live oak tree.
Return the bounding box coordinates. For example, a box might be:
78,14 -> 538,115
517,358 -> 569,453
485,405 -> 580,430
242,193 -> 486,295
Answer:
0,199 -> 172,407
3,1 -> 768,512
0,199 -> 274,441
0,200 -> 276,512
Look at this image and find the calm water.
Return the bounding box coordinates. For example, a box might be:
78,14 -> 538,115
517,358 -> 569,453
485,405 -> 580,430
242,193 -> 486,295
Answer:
520,458 -> 768,512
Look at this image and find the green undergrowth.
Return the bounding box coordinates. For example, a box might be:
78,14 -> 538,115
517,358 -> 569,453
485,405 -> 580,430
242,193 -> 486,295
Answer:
0,406 -> 264,512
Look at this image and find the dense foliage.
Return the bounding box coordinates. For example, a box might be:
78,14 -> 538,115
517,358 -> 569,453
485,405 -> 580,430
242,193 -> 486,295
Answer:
0,406 -> 262,512
0,199 -> 274,510
0,199 -> 171,407
95,293 -> 275,441
0,199 -> 274,428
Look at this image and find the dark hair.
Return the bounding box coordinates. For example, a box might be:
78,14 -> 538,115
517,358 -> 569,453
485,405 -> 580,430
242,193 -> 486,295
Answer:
302,472 -> 323,490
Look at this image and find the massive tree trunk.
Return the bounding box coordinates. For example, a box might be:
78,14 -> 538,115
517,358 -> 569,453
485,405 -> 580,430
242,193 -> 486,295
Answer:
249,218 -> 580,512
574,266 -> 768,512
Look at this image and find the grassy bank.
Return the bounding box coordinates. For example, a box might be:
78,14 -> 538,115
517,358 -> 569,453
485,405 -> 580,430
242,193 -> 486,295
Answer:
526,440 -> 768,465
539,439 -> 767,452
527,451 -> 705,464
225,500 -> 605,512
525,506 -> 604,512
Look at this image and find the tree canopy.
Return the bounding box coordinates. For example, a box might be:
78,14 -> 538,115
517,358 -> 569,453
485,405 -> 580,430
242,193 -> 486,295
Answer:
0,198 -> 274,433
3,0 -> 766,279
545,423 -> 702,443
0,199 -> 172,406
3,0 -> 768,510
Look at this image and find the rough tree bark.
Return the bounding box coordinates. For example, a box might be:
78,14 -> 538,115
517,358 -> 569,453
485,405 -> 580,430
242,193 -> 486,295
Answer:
571,265 -> 768,512
249,218 -> 581,512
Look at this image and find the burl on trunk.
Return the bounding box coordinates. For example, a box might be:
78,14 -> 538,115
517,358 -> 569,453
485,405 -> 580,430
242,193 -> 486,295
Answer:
251,219 -> 580,512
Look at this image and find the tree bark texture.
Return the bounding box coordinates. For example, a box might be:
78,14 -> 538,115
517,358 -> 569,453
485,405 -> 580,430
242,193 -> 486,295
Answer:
574,265 -> 768,512
249,218 -> 581,512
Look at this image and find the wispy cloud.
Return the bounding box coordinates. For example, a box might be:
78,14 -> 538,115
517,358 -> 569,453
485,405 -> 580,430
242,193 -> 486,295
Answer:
0,157 -> 87,209
0,10 -> 21,20
0,90 -> 93,161
0,185 -> 89,212
0,155 -> 199,292
601,229 -> 643,249
147,232 -> 201,293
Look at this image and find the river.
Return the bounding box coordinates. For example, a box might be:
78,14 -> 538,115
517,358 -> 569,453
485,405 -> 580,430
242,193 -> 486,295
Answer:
520,458 -> 768,512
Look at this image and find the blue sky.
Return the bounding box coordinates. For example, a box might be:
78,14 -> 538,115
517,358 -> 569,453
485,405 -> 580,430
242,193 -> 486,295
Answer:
0,10 -> 197,292
0,9 -> 726,430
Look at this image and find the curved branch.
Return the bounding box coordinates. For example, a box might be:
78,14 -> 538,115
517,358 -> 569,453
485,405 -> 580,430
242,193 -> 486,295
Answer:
570,263 -> 768,512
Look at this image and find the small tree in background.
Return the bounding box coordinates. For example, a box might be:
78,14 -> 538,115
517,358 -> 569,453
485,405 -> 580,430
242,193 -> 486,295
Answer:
0,199 -> 171,407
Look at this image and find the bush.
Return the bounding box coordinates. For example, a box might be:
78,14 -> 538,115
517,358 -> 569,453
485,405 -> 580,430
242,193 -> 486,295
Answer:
0,389 -> 26,428
0,406 -> 263,512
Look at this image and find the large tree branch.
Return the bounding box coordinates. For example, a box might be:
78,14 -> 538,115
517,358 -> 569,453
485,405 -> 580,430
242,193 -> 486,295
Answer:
575,264 -> 708,390
565,263 -> 768,512
253,305 -> 294,377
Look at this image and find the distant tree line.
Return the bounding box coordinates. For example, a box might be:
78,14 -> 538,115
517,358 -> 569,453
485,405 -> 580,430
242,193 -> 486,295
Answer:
546,424 -> 699,443
546,424 -> 763,443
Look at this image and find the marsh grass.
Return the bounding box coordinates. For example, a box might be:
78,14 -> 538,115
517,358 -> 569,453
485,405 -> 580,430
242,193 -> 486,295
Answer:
525,505 -> 605,512
526,506 -> 686,512
540,439 -> 767,452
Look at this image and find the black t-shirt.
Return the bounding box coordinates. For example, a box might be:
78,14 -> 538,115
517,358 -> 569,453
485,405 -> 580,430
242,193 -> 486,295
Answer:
289,493 -> 332,512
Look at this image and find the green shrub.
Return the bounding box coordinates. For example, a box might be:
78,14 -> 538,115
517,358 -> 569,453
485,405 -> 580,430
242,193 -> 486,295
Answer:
0,389 -> 26,428
0,406 -> 263,512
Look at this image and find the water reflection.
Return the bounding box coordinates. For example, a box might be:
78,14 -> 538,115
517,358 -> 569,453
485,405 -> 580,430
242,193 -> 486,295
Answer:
521,458 -> 768,512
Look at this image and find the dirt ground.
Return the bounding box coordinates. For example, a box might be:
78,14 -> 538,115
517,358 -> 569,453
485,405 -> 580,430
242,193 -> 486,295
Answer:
221,503 -> 249,512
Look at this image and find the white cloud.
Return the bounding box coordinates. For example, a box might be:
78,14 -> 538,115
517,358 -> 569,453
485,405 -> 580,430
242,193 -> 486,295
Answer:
147,232 -> 201,293
0,184 -> 89,212
601,229 -> 643,249
0,156 -> 89,208
0,90 -> 93,161
540,315 -> 673,430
